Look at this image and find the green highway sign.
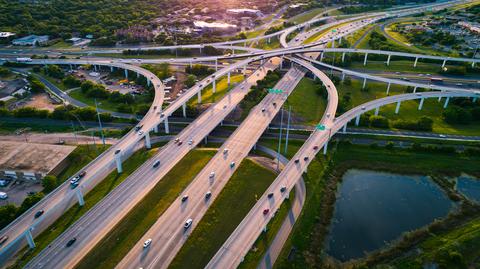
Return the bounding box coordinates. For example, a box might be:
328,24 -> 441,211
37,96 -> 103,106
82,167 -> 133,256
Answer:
316,124 -> 326,131
332,29 -> 337,33
268,88 -> 283,94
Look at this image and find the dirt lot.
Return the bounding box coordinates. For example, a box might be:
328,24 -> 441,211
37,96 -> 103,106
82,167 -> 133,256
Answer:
20,93 -> 60,111
0,141 -> 76,174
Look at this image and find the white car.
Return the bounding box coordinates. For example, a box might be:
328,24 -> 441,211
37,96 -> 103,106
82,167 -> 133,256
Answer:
188,139 -> 193,145
209,172 -> 215,179
143,238 -> 152,248
138,131 -> 144,135
184,218 -> 193,229
223,148 -> 229,154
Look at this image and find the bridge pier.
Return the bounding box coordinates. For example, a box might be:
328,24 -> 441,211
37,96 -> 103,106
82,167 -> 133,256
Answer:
331,39 -> 335,48
323,141 -> 328,155
472,62 -> 476,68
413,57 -> 418,68
164,117 -> 170,134
473,97 -> 477,103
363,53 -> 368,66
442,59 -> 447,68
341,52 -> 346,62
110,66 -> 114,72
413,86 -> 417,93
182,103 -> 187,118
268,37 -> 271,43
147,79 -> 151,87
25,229 -> 35,249
243,65 -> 247,77
395,101 -> 401,114
320,52 -> 324,62
115,150 -> 123,173
215,59 -> 218,71
418,98 -> 425,110
69,64 -> 73,70
145,131 -> 152,148
94,65 -> 97,71
198,90 -> 202,103
387,54 -> 391,66
374,107 -> 380,116
386,82 -> 391,95
227,72 -> 231,86
355,115 -> 361,126
76,188 -> 85,206
124,69 -> 129,80
212,79 -> 216,93
444,97 -> 450,108
189,61 -> 192,68
343,124 -> 347,133
136,72 -> 140,79
154,125 -> 159,133
362,78 -> 367,89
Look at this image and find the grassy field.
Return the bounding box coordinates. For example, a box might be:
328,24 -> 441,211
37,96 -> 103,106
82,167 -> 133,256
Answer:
346,25 -> 375,48
189,74 -> 244,105
288,8 -> 325,24
76,150 -> 216,269
169,159 -> 278,269
9,145 -> 157,269
0,120 -> 73,134
286,78 -> 327,125
390,217 -> 480,268
55,144 -> 109,183
254,36 -> 282,50
274,143 -> 480,268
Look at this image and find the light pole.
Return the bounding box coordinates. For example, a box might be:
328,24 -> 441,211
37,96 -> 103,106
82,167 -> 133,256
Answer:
276,106 -> 284,171
95,98 -> 105,146
284,106 -> 291,155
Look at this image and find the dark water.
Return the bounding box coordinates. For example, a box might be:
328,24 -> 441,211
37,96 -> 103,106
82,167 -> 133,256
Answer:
456,176 -> 480,203
325,169 -> 454,261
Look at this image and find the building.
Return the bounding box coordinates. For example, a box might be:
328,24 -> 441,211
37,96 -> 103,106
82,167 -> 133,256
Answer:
226,8 -> 263,17
193,21 -> 237,33
0,32 -> 15,38
12,35 -> 49,46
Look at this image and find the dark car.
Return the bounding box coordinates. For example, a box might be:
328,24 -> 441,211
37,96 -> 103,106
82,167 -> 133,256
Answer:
267,193 -> 274,199
205,191 -> 212,200
294,159 -> 300,163
78,171 -> 86,178
66,237 -> 77,247
304,156 -> 309,161
0,235 -> 8,245
153,160 -> 161,168
280,186 -> 287,193
182,195 -> 188,202
313,146 -> 319,150
263,209 -> 270,215
34,210 -> 44,219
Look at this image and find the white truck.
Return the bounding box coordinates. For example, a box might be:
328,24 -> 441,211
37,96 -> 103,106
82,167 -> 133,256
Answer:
0,192 -> 8,199
16,57 -> 32,62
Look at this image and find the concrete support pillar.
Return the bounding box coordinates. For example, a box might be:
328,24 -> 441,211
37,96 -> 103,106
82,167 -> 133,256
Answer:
243,65 -> 247,77
438,96 -> 442,102
154,125 -> 159,133
189,61 -> 192,68
442,59 -> 447,68
444,97 -> 450,108
182,103 -> 187,118
199,46 -> 202,54
268,37 -> 271,43
339,36 -> 342,44
197,90 -> 202,103
124,69 -> 128,80
69,64 -> 73,70
204,136 -> 208,144
212,79 -> 216,93
473,97 -> 477,103
76,188 -> 85,206
244,41 -> 247,47
374,107 -> 380,116
413,86 -> 417,93
94,65 -> 97,71
414,57 -> 418,68
341,52 -> 346,62
472,62 -> 476,68
115,150 -> 123,173
355,115 -> 361,126
418,98 -> 425,110
320,52 -> 324,62
362,77 -> 367,89
25,229 -> 35,249
215,59 -> 218,71
110,66 -> 114,72
163,117 -> 170,134
342,72 -> 346,81
227,72 -> 231,85
386,83 -> 391,95
332,39 -> 335,48
147,79 -> 151,87
136,72 -> 140,79
280,57 -> 283,69
343,124 -> 347,133
395,101 -> 401,114
363,53 -> 368,66
387,54 -> 391,66
323,141 -> 328,155
145,131 -> 151,148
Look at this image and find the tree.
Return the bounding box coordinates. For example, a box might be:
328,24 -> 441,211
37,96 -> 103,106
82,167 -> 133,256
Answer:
0,205 -> 17,229
28,76 -> 46,93
369,115 -> 389,128
18,193 -> 45,215
42,175 -> 57,193
185,74 -> 197,88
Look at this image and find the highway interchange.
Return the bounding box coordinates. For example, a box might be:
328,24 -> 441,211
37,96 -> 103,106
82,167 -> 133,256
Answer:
0,0 -> 479,268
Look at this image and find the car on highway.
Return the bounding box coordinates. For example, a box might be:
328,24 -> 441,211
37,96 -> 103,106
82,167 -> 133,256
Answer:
267,193 -> 274,198
261,108 -> 266,112
153,160 -> 161,168
134,125 -> 143,132
223,149 -> 228,154
230,162 -> 235,168
34,210 -> 44,219
78,171 -> 86,178
178,141 -> 183,146
184,218 -> 193,230
205,191 -> 212,200
188,139 -> 193,145
174,138 -> 180,143
304,156 -> 309,161
138,130 -> 144,135
439,134 -> 447,138
182,195 -> 189,202
143,238 -> 152,248
280,186 -> 287,193
209,172 -> 215,179
313,146 -> 319,150
66,237 -> 77,247
0,235 -> 8,245
263,209 -> 270,215
294,159 -> 299,163
361,106 -> 366,110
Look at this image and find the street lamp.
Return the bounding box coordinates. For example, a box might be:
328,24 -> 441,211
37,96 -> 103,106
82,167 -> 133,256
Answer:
95,99 -> 106,146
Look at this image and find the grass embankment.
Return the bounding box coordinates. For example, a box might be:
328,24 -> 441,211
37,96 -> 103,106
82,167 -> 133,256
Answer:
274,142 -> 480,268
254,36 -> 282,50
169,159 -> 278,269
76,150 -> 216,269
55,144 -> 109,183
286,78 -> 327,125
189,74 -> 244,105
345,25 -> 375,47
68,88 -> 151,113
0,120 -> 72,134
288,8 -> 325,24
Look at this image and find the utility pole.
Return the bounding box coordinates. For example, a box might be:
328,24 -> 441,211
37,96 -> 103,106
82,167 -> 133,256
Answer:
284,106 -> 291,155
276,106 -> 284,171
95,99 -> 105,146
71,121 -> 78,145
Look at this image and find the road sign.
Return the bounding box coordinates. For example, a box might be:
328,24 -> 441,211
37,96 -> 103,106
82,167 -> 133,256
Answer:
268,88 -> 283,94
316,124 -> 326,131
332,29 -> 337,33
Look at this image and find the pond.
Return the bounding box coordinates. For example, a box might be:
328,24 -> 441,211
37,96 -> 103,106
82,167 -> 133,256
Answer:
325,169 -> 455,262
456,175 -> 480,203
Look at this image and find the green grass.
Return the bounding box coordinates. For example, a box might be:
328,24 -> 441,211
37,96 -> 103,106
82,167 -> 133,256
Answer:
8,145 -> 157,269
254,36 -> 281,50
288,8 -> 325,24
55,144 -> 109,183
169,159 -> 278,269
91,53 -> 176,59
390,217 -> 480,268
33,71 -> 68,91
286,78 -> 327,125
189,74 -> 243,105
0,120 -> 73,134
238,189 -> 296,269
76,150 -> 216,269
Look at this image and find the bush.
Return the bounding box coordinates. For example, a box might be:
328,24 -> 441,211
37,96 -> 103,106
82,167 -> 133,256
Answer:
62,75 -> 82,88
369,115 -> 389,128
42,175 -> 58,193
443,106 -> 472,124
28,75 -> 46,93
185,64 -> 214,77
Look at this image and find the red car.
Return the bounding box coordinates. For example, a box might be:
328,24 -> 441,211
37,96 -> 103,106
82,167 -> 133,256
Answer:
263,208 -> 270,215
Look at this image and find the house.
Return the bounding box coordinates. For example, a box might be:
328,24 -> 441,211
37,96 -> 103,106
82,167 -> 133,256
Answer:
12,35 -> 49,46
226,8 -> 263,17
